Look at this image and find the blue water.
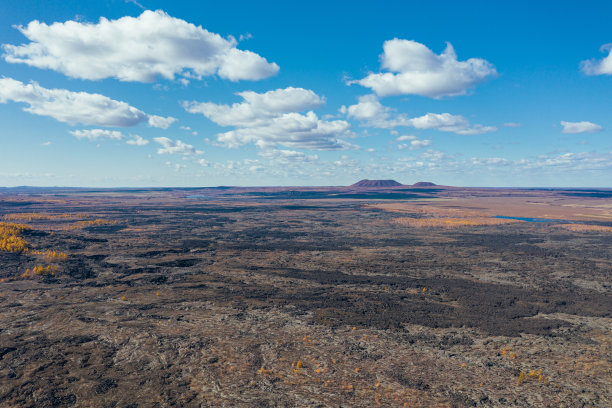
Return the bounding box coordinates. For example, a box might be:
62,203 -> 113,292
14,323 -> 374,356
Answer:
494,216 -> 571,223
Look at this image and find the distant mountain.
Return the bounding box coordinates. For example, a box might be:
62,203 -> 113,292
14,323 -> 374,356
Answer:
351,179 -> 403,187
412,182 -> 437,187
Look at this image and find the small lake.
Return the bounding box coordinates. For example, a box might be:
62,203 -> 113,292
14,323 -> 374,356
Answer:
494,215 -> 572,223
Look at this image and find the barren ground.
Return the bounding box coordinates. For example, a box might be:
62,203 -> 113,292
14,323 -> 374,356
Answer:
0,186 -> 610,407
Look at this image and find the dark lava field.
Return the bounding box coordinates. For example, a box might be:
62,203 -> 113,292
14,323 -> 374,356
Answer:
0,186 -> 610,407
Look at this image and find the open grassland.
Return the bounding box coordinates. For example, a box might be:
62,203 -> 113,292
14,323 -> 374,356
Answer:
0,186 -> 610,407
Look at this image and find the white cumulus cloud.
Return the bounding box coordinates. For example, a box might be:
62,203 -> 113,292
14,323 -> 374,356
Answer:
398,139 -> 432,150
0,77 -> 175,128
153,137 -> 203,155
350,39 -> 496,98
396,135 -> 417,141
126,135 -> 149,146
342,94 -> 391,122
147,115 -> 177,130
409,113 -> 497,135
2,10 -> 279,82
343,94 -> 496,135
70,129 -> 124,141
184,87 -> 354,150
258,149 -> 319,164
184,87 -> 324,126
581,44 -> 612,75
560,121 -> 603,134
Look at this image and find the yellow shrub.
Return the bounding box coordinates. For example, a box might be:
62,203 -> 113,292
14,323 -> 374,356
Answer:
33,250 -> 68,261
0,222 -> 30,237
0,235 -> 29,253
517,369 -> 545,386
0,222 -> 30,253
22,264 -> 57,278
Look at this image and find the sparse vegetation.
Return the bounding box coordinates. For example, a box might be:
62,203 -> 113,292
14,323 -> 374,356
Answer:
517,369 -> 545,386
0,186 -> 610,406
22,264 -> 58,278
3,212 -> 85,221
558,223 -> 612,233
395,216 -> 523,228
69,218 -> 118,229
34,249 -> 68,261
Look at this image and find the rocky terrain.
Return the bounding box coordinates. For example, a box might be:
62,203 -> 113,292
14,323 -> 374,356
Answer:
350,179 -> 404,187
0,186 -> 610,407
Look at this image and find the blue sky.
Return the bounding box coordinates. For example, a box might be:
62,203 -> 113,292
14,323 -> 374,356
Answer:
1,0 -> 611,187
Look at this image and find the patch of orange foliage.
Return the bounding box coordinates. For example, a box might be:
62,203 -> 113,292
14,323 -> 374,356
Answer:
517,369 -> 545,386
4,212 -> 86,221
32,249 -> 68,261
0,222 -> 30,253
67,219 -> 117,229
395,217 -> 523,228
558,224 -> 612,233
22,264 -> 58,278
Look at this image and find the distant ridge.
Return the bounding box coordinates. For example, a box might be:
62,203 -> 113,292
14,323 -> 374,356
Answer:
412,182 -> 437,187
351,179 -> 403,187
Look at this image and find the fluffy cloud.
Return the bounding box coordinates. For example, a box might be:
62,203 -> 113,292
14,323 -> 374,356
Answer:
126,135 -> 149,146
581,44 -> 612,75
398,139 -> 432,150
258,149 -> 319,164
350,39 -> 496,98
532,151 -> 612,170
147,115 -> 177,130
560,121 -> 603,134
470,157 -> 509,166
184,87 -> 324,126
0,77 -> 175,128
2,10 -> 279,82
409,113 -> 497,135
70,129 -> 151,146
196,158 -> 209,167
153,137 -> 203,155
343,94 -> 496,135
341,94 -> 390,122
392,150 -> 612,176
185,87 -> 354,150
70,129 -> 124,141
396,135 -> 416,141
180,125 -> 198,136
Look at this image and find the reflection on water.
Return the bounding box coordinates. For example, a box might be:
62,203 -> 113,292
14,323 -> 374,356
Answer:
494,215 -> 572,223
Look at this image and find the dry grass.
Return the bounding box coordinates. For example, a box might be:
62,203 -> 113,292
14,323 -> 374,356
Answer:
67,219 -> 117,229
557,224 -> 612,233
395,217 -> 523,229
4,212 -> 86,221
32,249 -> 68,261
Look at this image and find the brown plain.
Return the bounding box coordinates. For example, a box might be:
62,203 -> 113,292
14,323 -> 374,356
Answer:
0,185 -> 610,407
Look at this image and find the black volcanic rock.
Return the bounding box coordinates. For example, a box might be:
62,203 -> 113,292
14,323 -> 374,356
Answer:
412,182 -> 437,187
351,179 -> 403,187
